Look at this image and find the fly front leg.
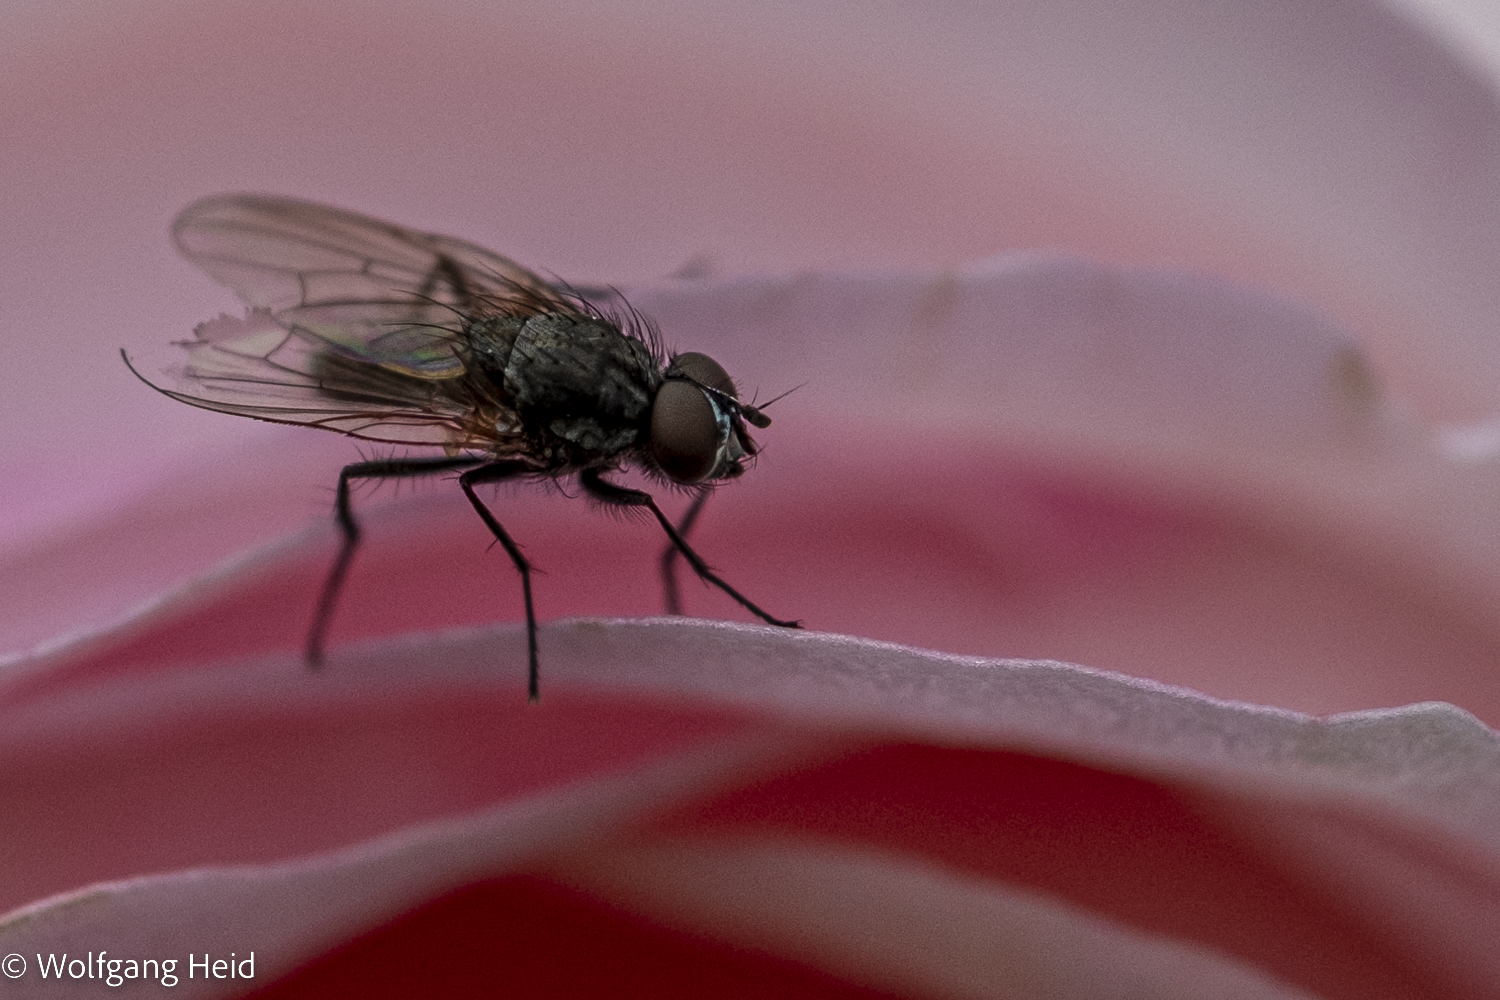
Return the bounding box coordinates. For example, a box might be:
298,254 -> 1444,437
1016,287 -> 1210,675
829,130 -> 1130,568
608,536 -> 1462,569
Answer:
309,455 -> 485,670
660,489 -> 710,615
580,469 -> 801,630
458,461 -> 542,701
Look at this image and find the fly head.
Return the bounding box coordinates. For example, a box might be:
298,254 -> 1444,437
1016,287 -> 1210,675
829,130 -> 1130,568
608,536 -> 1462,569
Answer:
647,352 -> 770,484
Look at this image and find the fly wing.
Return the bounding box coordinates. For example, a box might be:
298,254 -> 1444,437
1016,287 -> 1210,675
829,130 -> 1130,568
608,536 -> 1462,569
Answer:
128,309 -> 526,449
174,193 -> 567,316
136,194 -> 560,449
175,194 -> 582,378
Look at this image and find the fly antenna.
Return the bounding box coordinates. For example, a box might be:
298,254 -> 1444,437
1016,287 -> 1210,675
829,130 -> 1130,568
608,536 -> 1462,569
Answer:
750,383 -> 804,410
739,383 -> 803,428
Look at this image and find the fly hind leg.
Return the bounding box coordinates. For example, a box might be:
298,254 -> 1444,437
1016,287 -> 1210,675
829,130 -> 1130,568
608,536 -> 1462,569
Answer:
580,469 -> 800,630
309,455 -> 485,670
457,461 -> 542,701
659,489 -> 709,615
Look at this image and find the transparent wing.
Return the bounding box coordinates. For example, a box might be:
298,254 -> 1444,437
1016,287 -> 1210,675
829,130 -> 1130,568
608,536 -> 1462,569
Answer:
174,193 -> 566,316
133,194 -> 571,448
174,194 -> 582,374
128,310 -> 526,449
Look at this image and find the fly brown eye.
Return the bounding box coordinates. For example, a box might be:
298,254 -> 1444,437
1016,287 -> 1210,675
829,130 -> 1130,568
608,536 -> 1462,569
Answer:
649,377 -> 719,483
669,352 -> 737,398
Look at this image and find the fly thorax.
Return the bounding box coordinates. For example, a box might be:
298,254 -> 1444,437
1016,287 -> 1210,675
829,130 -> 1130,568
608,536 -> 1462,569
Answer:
503,313 -> 658,454
465,315 -> 526,383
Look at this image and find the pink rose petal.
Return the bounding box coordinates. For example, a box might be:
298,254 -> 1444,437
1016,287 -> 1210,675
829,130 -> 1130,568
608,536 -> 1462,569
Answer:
3,622 -> 1495,997
546,839 -> 1322,999
0,715 -> 800,995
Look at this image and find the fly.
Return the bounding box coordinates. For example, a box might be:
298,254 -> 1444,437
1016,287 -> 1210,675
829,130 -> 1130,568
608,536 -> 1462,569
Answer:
124,194 -> 800,700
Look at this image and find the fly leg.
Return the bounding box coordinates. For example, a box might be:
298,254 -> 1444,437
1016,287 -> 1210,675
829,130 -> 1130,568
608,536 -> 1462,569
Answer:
309,455 -> 485,670
457,461 -> 543,701
581,469 -> 801,630
659,489 -> 709,615
417,254 -> 480,314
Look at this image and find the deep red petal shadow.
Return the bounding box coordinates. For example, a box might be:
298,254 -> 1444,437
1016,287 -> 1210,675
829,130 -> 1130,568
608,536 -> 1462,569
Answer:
653,743 -> 1478,1000
248,875 -> 903,1000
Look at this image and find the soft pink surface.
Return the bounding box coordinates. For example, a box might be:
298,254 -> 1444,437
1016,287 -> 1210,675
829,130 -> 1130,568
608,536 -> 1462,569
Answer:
4,0 -> 1500,997
4,626 -> 1498,999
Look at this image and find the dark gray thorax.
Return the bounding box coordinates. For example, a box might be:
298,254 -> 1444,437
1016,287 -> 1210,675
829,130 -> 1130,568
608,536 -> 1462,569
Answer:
468,312 -> 660,460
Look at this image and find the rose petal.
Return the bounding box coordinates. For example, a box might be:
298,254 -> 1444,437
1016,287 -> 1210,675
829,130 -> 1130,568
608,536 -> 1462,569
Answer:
0,638 -> 773,912
546,838 -> 1321,1000
0,722 -> 799,995
3,622 -> 1495,996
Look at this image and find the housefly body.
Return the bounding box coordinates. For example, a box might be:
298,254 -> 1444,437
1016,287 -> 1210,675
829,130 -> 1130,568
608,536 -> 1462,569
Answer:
125,194 -> 799,700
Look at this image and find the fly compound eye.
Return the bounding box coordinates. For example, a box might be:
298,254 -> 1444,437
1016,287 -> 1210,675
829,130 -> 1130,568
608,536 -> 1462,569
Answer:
649,378 -> 719,484
668,352 -> 737,398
